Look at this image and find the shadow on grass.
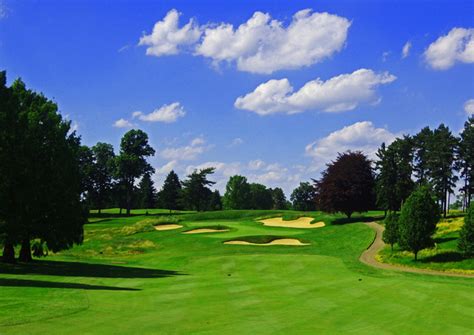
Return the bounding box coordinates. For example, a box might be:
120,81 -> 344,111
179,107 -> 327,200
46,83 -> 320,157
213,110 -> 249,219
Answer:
434,236 -> 458,244
0,278 -> 140,291
331,215 -> 384,225
0,260 -> 186,279
88,212 -> 188,220
421,251 -> 465,263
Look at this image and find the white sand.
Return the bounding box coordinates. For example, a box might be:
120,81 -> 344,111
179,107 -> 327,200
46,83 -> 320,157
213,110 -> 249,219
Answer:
183,228 -> 229,234
224,238 -> 309,246
154,224 -> 183,231
259,217 -> 325,229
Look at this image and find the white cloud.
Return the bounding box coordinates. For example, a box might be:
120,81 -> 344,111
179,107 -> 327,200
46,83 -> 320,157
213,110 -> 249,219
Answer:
160,136 -> 210,161
140,9 -> 350,74
382,51 -> 390,62
305,121 -> 397,170
248,159 -> 266,170
139,9 -> 201,56
234,69 -> 396,115
424,27 -> 474,70
229,137 -> 244,147
464,99 -> 474,116
133,102 -> 185,123
402,41 -> 411,59
113,118 -> 135,128
156,160 -> 179,175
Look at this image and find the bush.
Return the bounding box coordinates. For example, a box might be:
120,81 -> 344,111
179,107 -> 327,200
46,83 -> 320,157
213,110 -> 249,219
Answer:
458,203 -> 474,256
382,213 -> 399,251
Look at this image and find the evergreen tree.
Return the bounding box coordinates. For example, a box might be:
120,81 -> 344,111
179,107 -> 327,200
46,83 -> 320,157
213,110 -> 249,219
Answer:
398,186 -> 440,260
271,187 -> 287,210
181,168 -> 216,211
382,213 -> 399,251
458,202 -> 474,256
209,190 -> 223,211
375,143 -> 399,213
158,170 -> 182,212
413,127 -> 434,184
90,142 -> 115,214
458,117 -> 474,210
249,183 -> 273,210
290,182 -> 317,211
138,173 -> 156,209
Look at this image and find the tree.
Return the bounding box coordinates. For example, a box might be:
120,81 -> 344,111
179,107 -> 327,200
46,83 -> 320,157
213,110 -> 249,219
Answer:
115,130 -> 155,215
426,124 -> 459,217
223,175 -> 251,209
271,187 -> 288,210
458,117 -> 474,211
413,127 -> 434,184
157,170 -> 182,212
382,213 -> 399,251
458,202 -> 474,256
249,183 -> 273,210
398,186 -> 440,260
0,72 -> 86,262
290,182 -> 317,211
209,190 -> 223,211
138,173 -> 156,209
181,168 -> 216,211
90,142 -> 115,213
315,151 -> 375,218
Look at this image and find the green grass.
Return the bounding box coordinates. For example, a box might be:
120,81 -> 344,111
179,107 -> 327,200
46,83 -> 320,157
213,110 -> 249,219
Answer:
379,215 -> 474,274
0,210 -> 473,334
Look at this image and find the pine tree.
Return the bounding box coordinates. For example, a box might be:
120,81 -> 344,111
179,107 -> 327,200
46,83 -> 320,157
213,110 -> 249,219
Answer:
138,173 -> 156,209
458,202 -> 474,256
157,170 -> 182,212
458,117 -> 474,211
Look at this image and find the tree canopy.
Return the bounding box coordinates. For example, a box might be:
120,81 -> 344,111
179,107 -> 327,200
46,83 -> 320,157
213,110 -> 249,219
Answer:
158,170 -> 182,211
181,168 -> 216,211
290,182 -> 317,211
223,175 -> 251,209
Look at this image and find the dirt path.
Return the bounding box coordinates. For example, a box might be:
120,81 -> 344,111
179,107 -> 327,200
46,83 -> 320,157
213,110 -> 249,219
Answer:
360,222 -> 474,278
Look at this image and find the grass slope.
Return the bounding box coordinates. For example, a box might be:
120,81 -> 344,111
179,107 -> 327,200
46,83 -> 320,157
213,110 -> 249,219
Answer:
0,210 -> 472,334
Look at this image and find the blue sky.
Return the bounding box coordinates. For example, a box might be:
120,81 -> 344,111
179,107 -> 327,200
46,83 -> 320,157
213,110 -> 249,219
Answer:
1,0 -> 473,195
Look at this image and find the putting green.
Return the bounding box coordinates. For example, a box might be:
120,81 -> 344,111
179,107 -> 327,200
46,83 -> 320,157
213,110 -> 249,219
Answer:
0,210 -> 472,334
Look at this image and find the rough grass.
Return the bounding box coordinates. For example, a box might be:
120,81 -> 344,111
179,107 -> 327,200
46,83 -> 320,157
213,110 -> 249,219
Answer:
1,209 -> 472,334
378,215 -> 474,273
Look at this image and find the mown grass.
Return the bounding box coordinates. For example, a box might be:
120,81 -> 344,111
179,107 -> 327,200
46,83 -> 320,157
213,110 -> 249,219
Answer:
1,209 -> 472,334
378,215 -> 474,274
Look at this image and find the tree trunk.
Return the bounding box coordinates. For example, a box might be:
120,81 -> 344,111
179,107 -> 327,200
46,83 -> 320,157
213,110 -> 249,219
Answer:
2,242 -> 15,263
98,208 -> 101,214
119,207 -> 122,215
414,251 -> 418,261
18,239 -> 32,262
126,182 -> 132,216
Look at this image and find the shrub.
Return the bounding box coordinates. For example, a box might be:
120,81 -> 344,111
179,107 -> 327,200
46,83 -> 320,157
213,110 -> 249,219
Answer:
382,213 -> 399,251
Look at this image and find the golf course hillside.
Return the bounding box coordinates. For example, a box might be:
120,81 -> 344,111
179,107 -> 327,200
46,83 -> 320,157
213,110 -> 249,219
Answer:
1,209 -> 473,334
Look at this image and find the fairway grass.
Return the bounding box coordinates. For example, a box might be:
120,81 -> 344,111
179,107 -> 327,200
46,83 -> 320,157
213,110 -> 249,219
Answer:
1,210 -> 473,334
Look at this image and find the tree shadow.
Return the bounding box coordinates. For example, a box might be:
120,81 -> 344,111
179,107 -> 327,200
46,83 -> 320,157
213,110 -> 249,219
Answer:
434,236 -> 458,244
0,260 -> 186,278
331,215 -> 384,225
420,251 -> 465,263
0,278 -> 140,291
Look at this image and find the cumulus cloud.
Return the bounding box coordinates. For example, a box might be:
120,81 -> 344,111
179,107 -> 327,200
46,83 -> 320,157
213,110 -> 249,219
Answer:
139,9 -> 201,56
139,9 -> 350,74
305,121 -> 397,170
160,136 -> 210,161
113,118 -> 135,128
229,137 -> 244,147
464,99 -> 474,116
424,27 -> 474,70
234,69 -> 396,115
133,102 -> 185,123
402,41 -> 412,59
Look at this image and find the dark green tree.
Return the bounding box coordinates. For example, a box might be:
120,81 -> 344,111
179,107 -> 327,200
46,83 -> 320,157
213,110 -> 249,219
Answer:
458,202 -> 474,256
315,151 -> 375,218
382,213 -> 399,251
458,117 -> 474,211
398,186 -> 440,260
375,143 -> 399,213
249,183 -> 273,210
290,182 -> 317,211
0,72 -> 86,262
90,142 -> 115,213
271,187 -> 288,210
115,130 -> 155,215
138,173 -> 156,209
209,190 -> 223,211
181,168 -> 216,211
413,127 -> 434,184
223,175 -> 251,209
157,170 -> 182,212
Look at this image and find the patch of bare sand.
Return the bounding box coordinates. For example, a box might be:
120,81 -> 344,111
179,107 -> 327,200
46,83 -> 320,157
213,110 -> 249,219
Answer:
183,228 -> 229,234
224,238 -> 309,246
259,217 -> 325,229
154,224 -> 183,231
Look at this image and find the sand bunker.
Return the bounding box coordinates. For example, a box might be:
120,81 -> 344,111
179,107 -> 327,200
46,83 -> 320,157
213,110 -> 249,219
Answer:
224,238 -> 309,246
259,217 -> 325,229
154,224 -> 183,231
183,228 -> 229,234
